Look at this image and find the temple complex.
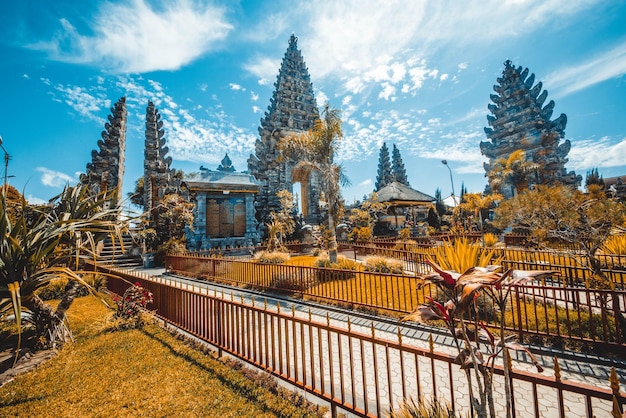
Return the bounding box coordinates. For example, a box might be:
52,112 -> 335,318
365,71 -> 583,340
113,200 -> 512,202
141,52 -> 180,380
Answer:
80,96 -> 127,201
183,154 -> 260,249
481,60 -> 581,198
143,101 -> 182,223
247,34 -> 322,226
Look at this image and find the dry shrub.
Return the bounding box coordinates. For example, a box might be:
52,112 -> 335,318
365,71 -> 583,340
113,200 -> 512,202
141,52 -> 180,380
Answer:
394,239 -> 418,251
388,396 -> 458,418
363,255 -> 404,274
254,251 -> 290,264
270,271 -> 317,291
314,251 -> 361,271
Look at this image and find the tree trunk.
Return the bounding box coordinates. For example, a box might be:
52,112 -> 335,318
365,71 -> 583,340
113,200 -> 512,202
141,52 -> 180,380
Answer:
328,211 -> 338,263
26,280 -> 79,348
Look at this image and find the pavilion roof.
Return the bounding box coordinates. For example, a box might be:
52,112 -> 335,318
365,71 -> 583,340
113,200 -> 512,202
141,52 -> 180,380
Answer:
376,182 -> 434,204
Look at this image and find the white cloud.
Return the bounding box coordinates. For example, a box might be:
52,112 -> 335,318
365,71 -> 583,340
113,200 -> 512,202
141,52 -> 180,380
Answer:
229,83 -> 245,91
27,0 -> 233,73
244,0 -> 600,106
22,74 -> 29,79
357,179 -> 372,187
244,57 -> 280,85
48,82 -> 111,123
568,136 -> 626,170
26,195 -> 47,205
37,167 -> 78,188
545,39 -> 626,97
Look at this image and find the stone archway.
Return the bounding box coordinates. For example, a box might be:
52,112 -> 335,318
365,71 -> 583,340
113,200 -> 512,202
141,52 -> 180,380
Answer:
291,165 -> 311,219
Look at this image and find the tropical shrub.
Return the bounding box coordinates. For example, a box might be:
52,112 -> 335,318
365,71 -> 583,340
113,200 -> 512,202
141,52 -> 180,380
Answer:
601,234 -> 626,255
428,237 -> 502,273
363,256 -> 404,274
482,233 -> 499,248
402,260 -> 551,418
111,282 -> 154,329
0,184 -> 125,351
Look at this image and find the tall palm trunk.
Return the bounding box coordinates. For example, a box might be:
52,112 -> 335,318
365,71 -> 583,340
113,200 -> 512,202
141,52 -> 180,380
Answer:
328,211 -> 338,263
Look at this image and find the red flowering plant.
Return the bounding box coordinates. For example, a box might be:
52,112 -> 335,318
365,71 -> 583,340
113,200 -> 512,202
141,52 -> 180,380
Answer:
113,282 -> 154,326
403,259 -> 555,418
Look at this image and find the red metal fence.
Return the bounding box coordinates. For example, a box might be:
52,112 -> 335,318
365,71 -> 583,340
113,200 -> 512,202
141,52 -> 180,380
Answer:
97,265 -> 625,418
164,254 -> 626,350
346,243 -> 626,288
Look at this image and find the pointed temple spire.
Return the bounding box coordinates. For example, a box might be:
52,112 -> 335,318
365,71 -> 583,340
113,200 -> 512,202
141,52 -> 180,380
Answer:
80,96 -> 127,201
248,34 -> 322,225
375,143 -> 393,191
144,101 -> 178,221
480,60 -> 581,198
391,144 -> 410,187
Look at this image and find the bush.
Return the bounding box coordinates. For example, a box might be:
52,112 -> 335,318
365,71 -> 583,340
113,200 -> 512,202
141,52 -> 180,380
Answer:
111,282 -> 154,329
314,251 -> 361,271
398,227 -> 412,241
482,233 -> 500,248
270,271 -> 317,291
363,256 -> 404,274
159,238 -> 187,255
348,226 -> 373,242
36,274 -> 107,301
394,239 -> 418,251
254,251 -> 290,264
389,396 -> 456,418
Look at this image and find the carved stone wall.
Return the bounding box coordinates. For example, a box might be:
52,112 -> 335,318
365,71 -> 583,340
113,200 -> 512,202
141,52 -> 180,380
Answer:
247,34 -> 322,227
481,60 -> 581,198
80,97 -> 127,200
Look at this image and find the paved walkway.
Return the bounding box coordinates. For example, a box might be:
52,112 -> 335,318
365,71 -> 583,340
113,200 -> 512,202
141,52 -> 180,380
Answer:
130,266 -> 626,417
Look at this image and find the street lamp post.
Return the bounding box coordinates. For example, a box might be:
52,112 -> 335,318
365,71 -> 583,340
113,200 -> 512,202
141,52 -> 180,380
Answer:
0,136 -> 10,192
441,159 -> 457,206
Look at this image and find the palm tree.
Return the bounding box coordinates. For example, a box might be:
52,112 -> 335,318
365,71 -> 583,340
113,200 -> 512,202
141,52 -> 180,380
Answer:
455,192 -> 502,231
278,104 -> 349,262
0,184 -> 125,354
487,149 -> 539,198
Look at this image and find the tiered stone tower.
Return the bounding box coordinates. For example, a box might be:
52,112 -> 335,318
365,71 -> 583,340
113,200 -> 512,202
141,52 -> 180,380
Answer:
80,96 -> 127,201
144,101 -> 180,222
481,60 -> 581,198
247,34 -> 321,226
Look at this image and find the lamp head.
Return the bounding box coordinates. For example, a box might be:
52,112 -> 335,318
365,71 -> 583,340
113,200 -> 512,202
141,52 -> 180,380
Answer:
441,159 -> 447,165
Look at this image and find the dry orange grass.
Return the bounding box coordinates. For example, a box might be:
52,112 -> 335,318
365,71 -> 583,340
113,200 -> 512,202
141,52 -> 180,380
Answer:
0,296 -> 324,418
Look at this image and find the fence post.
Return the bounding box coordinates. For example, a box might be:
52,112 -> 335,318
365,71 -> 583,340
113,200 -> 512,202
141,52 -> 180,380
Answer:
610,367 -> 623,418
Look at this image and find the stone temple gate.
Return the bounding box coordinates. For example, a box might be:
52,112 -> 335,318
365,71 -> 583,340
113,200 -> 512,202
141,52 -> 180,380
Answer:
247,34 -> 324,226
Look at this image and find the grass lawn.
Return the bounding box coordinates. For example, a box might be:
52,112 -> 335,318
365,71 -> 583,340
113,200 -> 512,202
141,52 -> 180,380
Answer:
0,296 -> 325,418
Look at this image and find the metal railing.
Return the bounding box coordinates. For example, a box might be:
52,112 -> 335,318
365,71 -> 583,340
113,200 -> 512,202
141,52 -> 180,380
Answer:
97,265 -> 626,418
164,254 -> 626,350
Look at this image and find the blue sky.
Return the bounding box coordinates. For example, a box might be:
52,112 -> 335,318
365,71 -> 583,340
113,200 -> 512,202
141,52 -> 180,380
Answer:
1,0 -> 625,206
